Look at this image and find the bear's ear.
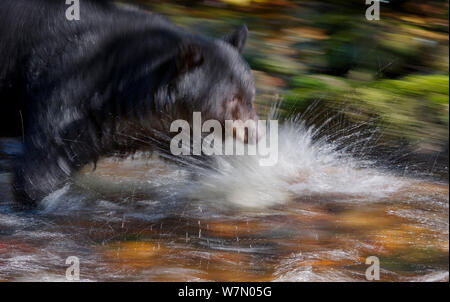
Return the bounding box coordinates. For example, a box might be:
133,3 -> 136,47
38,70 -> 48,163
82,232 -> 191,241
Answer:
175,43 -> 204,75
223,24 -> 248,53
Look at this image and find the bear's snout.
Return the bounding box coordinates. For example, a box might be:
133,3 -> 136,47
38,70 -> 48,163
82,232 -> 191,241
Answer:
232,115 -> 264,145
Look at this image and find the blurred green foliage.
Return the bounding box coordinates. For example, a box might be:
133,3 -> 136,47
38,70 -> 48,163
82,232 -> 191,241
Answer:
284,74 -> 449,147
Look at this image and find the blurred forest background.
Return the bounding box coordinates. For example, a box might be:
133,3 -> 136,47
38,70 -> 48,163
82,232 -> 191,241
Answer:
131,0 -> 449,177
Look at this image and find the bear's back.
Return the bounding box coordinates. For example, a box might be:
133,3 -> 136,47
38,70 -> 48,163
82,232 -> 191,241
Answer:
0,0 -> 178,137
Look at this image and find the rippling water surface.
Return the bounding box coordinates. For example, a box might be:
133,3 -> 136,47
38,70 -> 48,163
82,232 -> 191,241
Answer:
0,113 -> 448,281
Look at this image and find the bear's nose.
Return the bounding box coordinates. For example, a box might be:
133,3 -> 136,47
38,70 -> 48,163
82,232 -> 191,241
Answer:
234,117 -> 264,145
247,117 -> 266,145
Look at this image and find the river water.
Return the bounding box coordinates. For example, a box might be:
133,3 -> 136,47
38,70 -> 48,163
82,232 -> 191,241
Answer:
0,113 -> 448,281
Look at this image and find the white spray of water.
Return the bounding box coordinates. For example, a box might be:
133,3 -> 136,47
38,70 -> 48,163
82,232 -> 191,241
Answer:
190,111 -> 405,209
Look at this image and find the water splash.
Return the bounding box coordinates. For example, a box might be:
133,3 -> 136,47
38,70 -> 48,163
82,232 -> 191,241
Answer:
189,105 -> 405,209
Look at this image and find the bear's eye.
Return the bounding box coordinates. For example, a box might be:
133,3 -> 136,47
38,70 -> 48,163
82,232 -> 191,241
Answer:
232,96 -> 240,103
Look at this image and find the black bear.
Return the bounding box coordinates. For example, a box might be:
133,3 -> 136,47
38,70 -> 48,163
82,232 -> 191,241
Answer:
0,0 -> 258,207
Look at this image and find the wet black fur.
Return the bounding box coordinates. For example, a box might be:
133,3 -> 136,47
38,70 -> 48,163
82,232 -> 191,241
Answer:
0,0 -> 255,207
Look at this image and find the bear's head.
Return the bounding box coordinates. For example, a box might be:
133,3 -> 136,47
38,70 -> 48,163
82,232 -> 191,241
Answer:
165,25 -> 260,144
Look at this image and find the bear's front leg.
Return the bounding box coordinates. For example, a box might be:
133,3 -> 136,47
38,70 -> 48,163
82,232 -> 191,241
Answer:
12,142 -> 74,208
